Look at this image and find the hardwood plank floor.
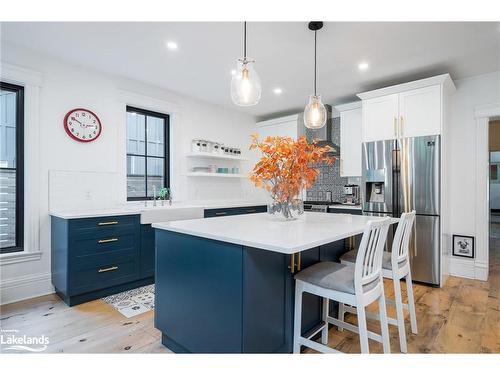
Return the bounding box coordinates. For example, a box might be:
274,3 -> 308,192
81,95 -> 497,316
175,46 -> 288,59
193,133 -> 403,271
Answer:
1,230 -> 498,354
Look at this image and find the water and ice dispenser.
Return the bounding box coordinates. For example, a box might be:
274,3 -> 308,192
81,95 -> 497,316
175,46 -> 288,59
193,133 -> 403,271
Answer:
365,169 -> 386,203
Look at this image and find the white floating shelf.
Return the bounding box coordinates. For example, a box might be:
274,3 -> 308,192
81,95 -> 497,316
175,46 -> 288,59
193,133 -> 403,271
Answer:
186,152 -> 248,161
184,172 -> 247,178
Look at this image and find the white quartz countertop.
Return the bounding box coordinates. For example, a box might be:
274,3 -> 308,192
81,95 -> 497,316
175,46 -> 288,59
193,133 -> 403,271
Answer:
153,212 -> 398,254
49,199 -> 269,219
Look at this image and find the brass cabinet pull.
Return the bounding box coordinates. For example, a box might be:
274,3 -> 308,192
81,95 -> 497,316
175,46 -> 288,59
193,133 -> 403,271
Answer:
98,238 -> 118,244
400,116 -> 404,137
215,212 -> 227,216
98,266 -> 118,273
393,117 -> 398,137
98,221 -> 118,226
289,252 -> 302,274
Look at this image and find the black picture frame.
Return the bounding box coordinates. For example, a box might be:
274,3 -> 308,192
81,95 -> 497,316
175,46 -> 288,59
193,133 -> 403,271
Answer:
452,234 -> 475,259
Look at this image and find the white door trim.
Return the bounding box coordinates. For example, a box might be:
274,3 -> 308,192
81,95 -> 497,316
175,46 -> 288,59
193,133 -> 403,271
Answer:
474,102 -> 500,281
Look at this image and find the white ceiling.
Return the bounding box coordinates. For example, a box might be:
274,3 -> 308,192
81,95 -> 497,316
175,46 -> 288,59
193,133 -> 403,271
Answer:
2,22 -> 499,120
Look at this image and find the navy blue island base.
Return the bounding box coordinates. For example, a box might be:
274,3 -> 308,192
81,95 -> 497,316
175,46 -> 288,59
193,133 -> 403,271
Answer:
154,229 -> 350,353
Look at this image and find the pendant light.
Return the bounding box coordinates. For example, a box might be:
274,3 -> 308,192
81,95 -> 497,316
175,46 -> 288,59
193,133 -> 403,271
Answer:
304,21 -> 327,129
231,22 -> 262,106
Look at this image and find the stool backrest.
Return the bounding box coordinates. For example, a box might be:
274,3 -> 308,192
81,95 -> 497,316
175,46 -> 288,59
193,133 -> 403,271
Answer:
392,211 -> 416,266
354,218 -> 391,293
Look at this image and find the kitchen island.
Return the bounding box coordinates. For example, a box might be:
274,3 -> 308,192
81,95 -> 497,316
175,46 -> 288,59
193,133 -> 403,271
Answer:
153,212 -> 396,353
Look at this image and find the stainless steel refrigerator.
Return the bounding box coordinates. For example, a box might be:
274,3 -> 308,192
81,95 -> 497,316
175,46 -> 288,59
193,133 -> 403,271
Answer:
361,135 -> 440,285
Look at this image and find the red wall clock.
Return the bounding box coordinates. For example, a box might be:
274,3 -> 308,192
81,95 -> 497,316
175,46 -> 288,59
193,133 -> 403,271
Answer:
63,108 -> 102,142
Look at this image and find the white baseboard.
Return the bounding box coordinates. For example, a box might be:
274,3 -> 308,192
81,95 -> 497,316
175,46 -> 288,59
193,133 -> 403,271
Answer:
449,257 -> 488,281
0,272 -> 54,305
449,257 -> 475,279
474,262 -> 488,281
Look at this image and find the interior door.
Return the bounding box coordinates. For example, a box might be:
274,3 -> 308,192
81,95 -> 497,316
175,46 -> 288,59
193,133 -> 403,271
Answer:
362,94 -> 399,142
399,85 -> 441,138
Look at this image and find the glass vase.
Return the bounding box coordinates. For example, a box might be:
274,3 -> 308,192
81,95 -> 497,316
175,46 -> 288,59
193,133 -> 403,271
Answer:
267,198 -> 304,221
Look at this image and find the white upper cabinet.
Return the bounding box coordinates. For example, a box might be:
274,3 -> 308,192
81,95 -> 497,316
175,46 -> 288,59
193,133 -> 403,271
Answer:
358,74 -> 455,142
362,94 -> 399,142
256,114 -> 298,140
398,85 -> 441,138
337,102 -> 362,177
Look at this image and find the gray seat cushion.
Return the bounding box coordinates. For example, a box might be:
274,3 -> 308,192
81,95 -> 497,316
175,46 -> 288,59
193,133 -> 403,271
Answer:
294,261 -> 378,295
340,249 -> 407,270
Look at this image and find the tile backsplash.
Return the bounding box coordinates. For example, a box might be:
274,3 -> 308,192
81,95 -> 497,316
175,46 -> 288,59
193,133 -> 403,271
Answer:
306,117 -> 349,202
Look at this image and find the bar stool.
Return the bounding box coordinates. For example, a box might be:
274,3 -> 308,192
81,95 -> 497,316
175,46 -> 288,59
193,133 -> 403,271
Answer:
293,218 -> 392,354
339,211 -> 417,353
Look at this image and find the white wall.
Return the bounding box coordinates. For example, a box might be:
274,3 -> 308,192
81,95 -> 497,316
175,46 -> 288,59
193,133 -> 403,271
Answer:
448,71 -> 500,279
0,43 -> 265,304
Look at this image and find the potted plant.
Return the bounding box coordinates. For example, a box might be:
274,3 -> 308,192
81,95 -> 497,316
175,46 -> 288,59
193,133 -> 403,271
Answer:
249,134 -> 335,220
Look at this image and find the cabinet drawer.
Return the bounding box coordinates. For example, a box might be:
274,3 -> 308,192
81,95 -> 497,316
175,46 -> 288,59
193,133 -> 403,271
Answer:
69,254 -> 138,295
71,232 -> 138,257
204,207 -> 243,218
204,206 -> 267,218
240,206 -> 267,215
69,215 -> 138,231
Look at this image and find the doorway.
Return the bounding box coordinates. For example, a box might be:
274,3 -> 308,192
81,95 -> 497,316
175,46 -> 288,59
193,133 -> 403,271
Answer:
489,119 -> 500,271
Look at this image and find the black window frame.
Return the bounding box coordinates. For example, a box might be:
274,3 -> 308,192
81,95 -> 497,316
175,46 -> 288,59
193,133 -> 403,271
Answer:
0,82 -> 24,254
126,106 -> 170,201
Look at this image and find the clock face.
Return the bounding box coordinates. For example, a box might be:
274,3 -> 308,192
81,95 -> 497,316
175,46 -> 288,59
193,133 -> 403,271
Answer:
63,108 -> 102,142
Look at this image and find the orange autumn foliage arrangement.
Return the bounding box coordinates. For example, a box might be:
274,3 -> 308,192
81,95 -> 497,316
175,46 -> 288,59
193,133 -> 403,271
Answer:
249,134 -> 336,204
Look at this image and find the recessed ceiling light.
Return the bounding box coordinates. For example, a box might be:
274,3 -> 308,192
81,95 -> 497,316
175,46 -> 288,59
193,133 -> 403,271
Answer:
358,61 -> 369,71
273,88 -> 283,95
166,41 -> 178,50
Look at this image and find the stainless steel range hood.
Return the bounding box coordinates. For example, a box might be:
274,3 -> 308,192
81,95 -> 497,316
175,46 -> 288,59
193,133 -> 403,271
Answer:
297,104 -> 340,156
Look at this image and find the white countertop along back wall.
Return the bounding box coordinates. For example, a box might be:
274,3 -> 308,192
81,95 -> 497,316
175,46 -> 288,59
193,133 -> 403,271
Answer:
0,42 -> 266,304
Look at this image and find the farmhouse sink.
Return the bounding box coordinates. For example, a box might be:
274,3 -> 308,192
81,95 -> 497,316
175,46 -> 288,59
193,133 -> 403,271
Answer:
140,205 -> 204,224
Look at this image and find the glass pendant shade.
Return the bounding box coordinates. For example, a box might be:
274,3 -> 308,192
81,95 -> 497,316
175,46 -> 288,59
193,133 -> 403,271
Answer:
231,59 -> 261,106
304,94 -> 327,129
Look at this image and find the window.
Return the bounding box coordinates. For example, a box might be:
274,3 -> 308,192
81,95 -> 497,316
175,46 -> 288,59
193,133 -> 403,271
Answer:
0,82 -> 24,253
126,106 -> 169,200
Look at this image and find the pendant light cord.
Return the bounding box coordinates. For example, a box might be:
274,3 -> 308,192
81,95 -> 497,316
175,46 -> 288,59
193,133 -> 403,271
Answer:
314,29 -> 317,95
244,21 -> 247,59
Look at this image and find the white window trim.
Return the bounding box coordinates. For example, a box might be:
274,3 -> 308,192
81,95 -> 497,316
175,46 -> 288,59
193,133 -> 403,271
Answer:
0,62 -> 43,265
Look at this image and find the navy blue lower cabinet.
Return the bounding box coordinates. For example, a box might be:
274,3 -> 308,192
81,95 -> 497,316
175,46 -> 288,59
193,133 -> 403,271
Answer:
51,215 -> 153,306
155,230 -> 243,353
140,224 -> 155,278
155,229 -> 342,353
204,205 -> 267,218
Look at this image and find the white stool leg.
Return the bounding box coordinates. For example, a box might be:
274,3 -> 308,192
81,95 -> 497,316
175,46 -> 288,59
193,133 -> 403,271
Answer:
356,304 -> 370,354
338,302 -> 345,332
321,298 -> 329,345
406,270 -> 418,335
393,275 -> 408,353
293,282 -> 303,353
378,285 -> 391,354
